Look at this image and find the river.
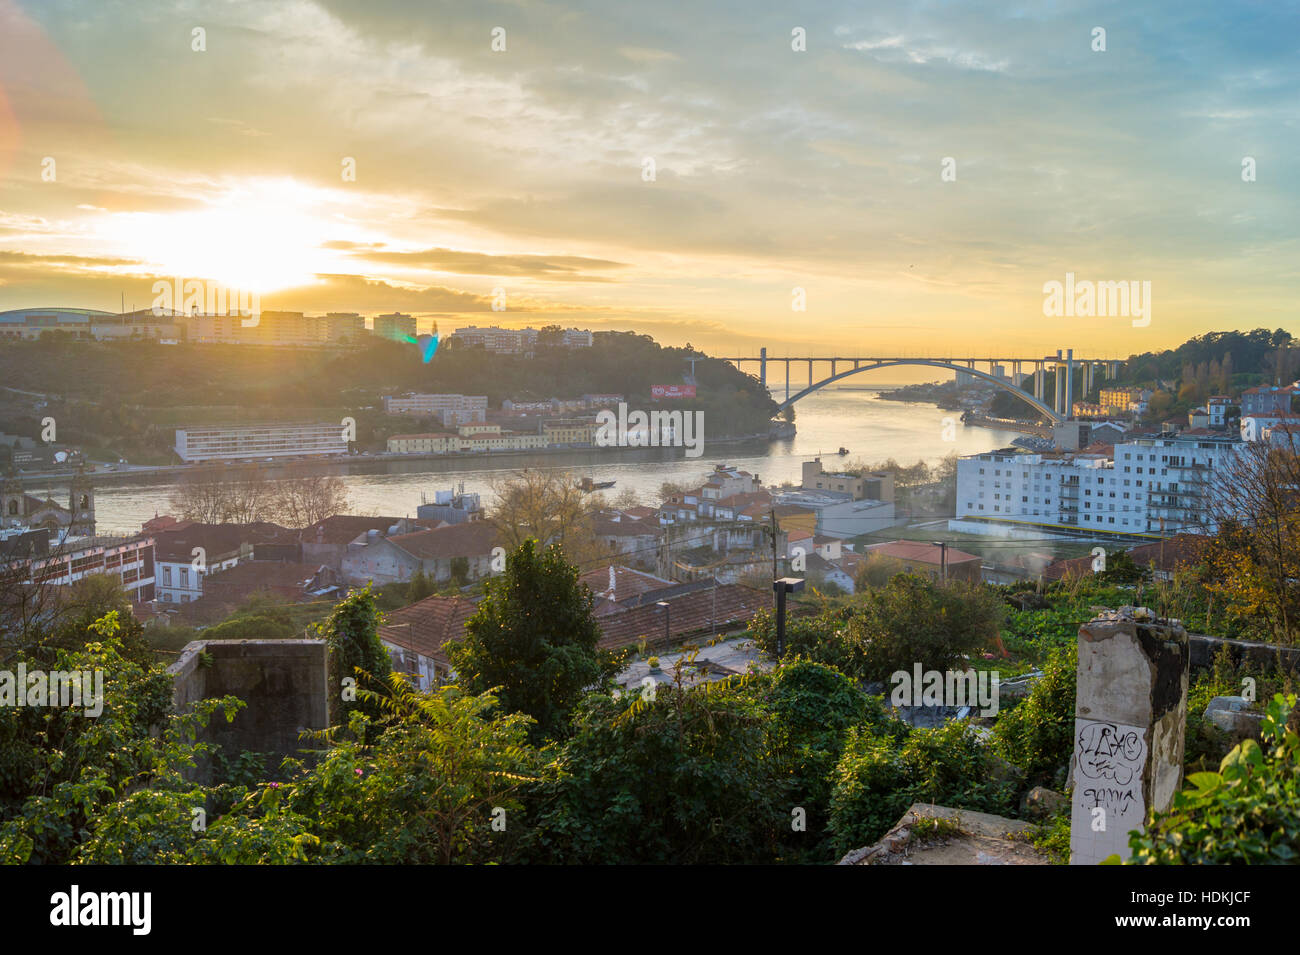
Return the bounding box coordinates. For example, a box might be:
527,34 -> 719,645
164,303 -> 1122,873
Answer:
86,388 -> 1023,533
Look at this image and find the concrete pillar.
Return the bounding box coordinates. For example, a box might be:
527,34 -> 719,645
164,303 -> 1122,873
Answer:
1070,607 -> 1189,865
1065,348 -> 1074,418
760,347 -> 767,390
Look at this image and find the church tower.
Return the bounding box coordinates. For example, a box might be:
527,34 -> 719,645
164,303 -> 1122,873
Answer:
68,466 -> 95,537
1,466 -> 24,527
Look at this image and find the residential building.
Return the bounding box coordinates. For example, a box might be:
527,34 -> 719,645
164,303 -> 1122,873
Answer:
801,457 -> 894,501
300,515 -> 427,573
382,393 -> 488,425
152,522 -> 289,604
372,313 -> 417,342
3,528 -> 156,602
770,488 -> 897,539
1241,383 -> 1298,417
1241,412 -> 1300,442
380,594 -> 481,689
174,422 -> 348,462
341,521 -> 501,586
1098,387 -> 1152,416
543,418 -> 598,446
955,433 -> 1244,538
860,540 -> 983,584
1206,396 -> 1231,428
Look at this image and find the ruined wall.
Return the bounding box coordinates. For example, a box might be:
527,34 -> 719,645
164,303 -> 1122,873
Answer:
168,639 -> 330,782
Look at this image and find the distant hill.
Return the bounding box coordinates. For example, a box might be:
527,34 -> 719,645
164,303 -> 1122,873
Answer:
0,331 -> 778,463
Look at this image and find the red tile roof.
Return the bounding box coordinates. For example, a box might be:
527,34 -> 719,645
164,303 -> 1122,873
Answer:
861,540 -> 980,565
387,521 -> 501,559
379,594 -> 481,664
377,581 -> 770,665
1042,534 -> 1206,581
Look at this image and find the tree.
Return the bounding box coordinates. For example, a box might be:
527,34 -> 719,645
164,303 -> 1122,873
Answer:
1206,431 -> 1300,643
315,587 -> 391,727
518,675 -> 784,864
283,678 -> 538,864
447,539 -> 618,739
270,467 -> 351,528
488,470 -> 605,567
841,575 -> 1004,681
169,464 -> 275,524
407,568 -> 434,603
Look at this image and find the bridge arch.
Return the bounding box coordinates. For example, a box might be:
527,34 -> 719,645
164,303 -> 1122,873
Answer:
774,359 -> 1062,424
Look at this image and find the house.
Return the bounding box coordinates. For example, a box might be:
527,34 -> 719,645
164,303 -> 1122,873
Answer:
153,522 -> 291,605
859,540 -> 982,584
177,560 -> 339,624
380,565 -> 773,686
1042,534 -> 1206,582
342,521 -> 501,586
379,593 -> 481,688
591,514 -> 662,569
300,515 -> 429,573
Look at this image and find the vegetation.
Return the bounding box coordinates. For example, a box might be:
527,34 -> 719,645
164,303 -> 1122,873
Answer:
1118,694 -> 1300,865
0,331 -> 779,463
447,539 -> 619,740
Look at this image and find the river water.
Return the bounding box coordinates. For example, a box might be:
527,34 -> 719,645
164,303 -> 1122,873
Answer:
89,388 -> 1023,532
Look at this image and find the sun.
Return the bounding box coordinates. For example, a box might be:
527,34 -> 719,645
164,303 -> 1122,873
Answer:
101,178 -> 345,294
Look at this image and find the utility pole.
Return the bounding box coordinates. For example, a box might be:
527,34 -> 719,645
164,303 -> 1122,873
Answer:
769,506 -> 779,607
932,540 -> 948,584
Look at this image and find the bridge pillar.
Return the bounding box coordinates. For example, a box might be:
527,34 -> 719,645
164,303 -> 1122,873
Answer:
1066,349 -> 1074,419
1034,363 -> 1044,402
808,359 -> 814,390
760,347 -> 767,390
785,359 -> 791,402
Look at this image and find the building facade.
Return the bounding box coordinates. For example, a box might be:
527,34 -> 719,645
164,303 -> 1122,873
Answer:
174,422 -> 348,462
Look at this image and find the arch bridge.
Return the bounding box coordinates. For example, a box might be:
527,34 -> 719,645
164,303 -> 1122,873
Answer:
717,349 -> 1120,424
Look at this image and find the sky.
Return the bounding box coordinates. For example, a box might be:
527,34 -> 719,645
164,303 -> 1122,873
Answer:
0,0 -> 1297,363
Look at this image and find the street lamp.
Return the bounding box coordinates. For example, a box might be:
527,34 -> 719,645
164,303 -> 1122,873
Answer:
772,577 -> 805,657
656,600 -> 670,647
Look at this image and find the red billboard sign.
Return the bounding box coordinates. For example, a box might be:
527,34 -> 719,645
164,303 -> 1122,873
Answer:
651,384 -> 696,399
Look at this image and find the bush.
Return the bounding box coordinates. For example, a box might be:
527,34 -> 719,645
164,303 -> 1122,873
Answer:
844,575 -> 1004,682
991,645 -> 1077,786
829,718 -> 1018,854
1119,694 -> 1300,864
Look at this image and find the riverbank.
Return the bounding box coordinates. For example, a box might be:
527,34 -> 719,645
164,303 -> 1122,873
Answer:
15,428 -> 787,489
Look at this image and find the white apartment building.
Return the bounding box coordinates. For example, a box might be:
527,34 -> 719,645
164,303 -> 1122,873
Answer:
452,325 -> 592,353
174,422 -> 348,462
955,434 -> 1243,538
382,393 -> 488,426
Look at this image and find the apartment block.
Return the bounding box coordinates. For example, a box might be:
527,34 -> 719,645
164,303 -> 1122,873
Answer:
372,313 -> 417,342
955,433 -> 1244,538
175,422 -> 348,462
382,393 -> 488,426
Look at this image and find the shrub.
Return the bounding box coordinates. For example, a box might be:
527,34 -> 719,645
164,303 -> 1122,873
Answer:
1119,694 -> 1300,864
829,719 -> 1018,854
991,644 -> 1077,786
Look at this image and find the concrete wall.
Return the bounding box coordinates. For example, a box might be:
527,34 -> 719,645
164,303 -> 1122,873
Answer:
168,639 -> 330,782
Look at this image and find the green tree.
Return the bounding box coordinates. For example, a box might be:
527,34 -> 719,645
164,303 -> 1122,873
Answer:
519,676 -> 784,863
991,644 -> 1077,786
843,575 -> 1004,682
407,568 -> 434,603
315,587 -> 391,727
829,719 -> 1019,854
447,539 -> 618,739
